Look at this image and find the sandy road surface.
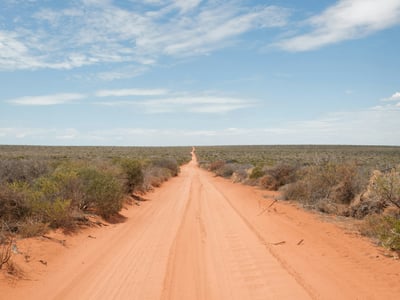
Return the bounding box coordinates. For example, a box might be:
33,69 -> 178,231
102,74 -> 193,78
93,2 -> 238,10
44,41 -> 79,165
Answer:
2,150 -> 400,299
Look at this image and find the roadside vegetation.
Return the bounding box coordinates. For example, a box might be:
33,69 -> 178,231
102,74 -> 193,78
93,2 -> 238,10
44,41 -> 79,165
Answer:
196,145 -> 400,252
0,146 -> 191,240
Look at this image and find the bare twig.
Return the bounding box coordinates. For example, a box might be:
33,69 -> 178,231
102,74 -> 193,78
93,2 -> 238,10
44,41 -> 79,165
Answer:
257,199 -> 278,216
297,239 -> 304,245
0,236 -> 13,270
272,241 -> 286,246
41,235 -> 66,247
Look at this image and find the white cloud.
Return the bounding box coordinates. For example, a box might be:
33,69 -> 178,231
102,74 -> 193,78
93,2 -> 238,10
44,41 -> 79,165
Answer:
56,128 -> 80,140
0,30 -> 43,70
6,93 -> 86,105
2,99 -> 400,145
278,0 -> 400,51
94,65 -> 149,81
95,95 -> 256,113
173,0 -> 202,13
382,91 -> 400,101
95,88 -> 168,97
0,1 -> 289,71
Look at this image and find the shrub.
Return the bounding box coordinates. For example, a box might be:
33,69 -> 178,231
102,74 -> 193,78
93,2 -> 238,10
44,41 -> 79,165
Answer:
249,166 -> 264,179
265,164 -> 298,188
371,168 -> 400,210
282,161 -> 363,206
281,180 -> 310,203
0,183 -> 31,231
348,199 -> 387,219
142,166 -> 172,190
30,197 -> 72,229
215,163 -> 237,178
231,168 -> 248,183
18,218 -> 49,237
77,168 -> 124,219
209,161 -> 225,172
152,158 -> 179,177
0,158 -> 51,184
120,159 -> 144,193
259,175 -> 279,190
360,215 -> 400,251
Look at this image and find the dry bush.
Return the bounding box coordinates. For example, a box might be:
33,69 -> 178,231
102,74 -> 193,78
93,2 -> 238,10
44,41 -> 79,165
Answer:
0,184 -> 30,231
264,164 -> 298,188
209,161 -> 225,172
349,168 -> 400,218
282,161 -> 363,208
0,159 -> 51,184
259,175 -> 279,190
142,166 -> 171,190
281,180 -> 310,203
215,163 -> 239,178
258,164 -> 298,191
360,215 -> 400,251
231,168 -> 249,183
371,168 -> 400,210
17,218 -> 49,238
151,158 -> 179,177
348,199 -> 387,219
0,225 -> 14,270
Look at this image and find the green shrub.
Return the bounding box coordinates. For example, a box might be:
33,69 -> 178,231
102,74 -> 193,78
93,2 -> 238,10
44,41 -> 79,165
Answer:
29,197 -> 72,229
249,166 -> 264,179
78,168 -> 124,218
361,215 -> 400,251
120,159 -> 144,193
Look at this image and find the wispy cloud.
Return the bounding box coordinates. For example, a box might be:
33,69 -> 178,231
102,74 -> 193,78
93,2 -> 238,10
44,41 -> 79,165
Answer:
96,95 -> 256,113
95,88 -> 168,97
2,92 -> 400,145
0,1 -> 289,72
5,93 -> 86,106
277,0 -> 400,51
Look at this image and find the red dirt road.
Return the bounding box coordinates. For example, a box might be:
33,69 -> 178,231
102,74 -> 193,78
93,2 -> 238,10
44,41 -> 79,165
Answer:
2,151 -> 400,299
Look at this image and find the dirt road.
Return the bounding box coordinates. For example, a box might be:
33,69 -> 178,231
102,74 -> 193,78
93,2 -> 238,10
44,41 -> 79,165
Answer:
2,151 -> 400,299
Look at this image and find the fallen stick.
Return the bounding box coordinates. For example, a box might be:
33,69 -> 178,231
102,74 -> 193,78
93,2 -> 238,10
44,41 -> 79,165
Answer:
272,241 -> 286,246
41,235 -> 66,246
257,199 -> 278,216
297,239 -> 304,245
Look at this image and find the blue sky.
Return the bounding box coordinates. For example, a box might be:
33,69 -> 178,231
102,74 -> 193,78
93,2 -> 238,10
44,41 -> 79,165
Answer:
0,0 -> 399,146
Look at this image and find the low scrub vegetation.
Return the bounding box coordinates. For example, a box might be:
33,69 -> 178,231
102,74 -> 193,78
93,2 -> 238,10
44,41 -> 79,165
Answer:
196,145 -> 400,252
0,146 -> 191,239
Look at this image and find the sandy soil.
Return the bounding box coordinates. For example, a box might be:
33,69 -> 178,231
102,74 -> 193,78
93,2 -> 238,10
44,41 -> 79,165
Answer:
1,151 -> 399,299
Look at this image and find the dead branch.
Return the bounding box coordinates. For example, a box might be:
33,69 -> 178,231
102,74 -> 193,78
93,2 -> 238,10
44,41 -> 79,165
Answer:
0,236 -> 13,270
272,241 -> 286,246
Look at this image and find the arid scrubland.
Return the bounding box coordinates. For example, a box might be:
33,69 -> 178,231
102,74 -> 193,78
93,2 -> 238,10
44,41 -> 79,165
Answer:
0,145 -> 191,239
196,145 -> 400,251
